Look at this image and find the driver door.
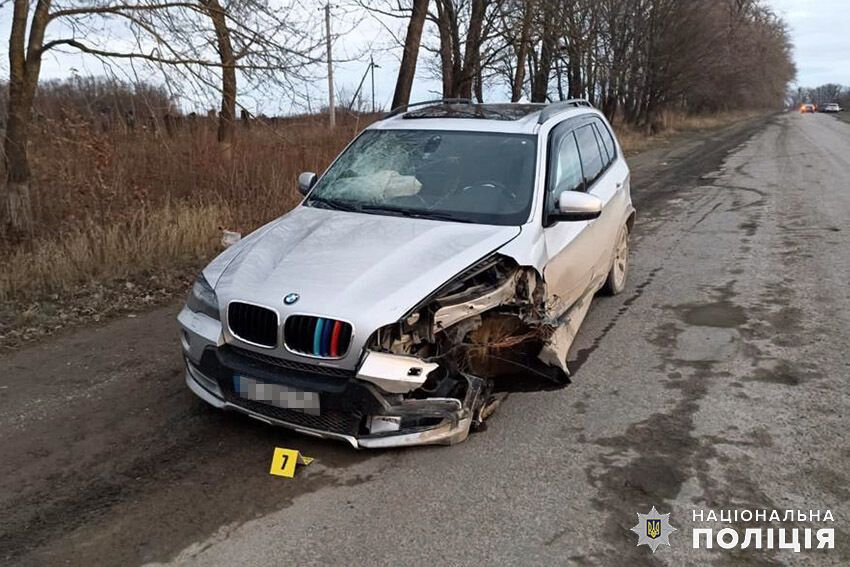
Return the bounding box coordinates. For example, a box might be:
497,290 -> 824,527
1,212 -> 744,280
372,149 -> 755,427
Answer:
542,120 -> 602,313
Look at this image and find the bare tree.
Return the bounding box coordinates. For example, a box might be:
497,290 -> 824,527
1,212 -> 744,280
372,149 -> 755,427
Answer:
136,0 -> 322,159
392,0 -> 429,110
426,0 -> 505,100
528,0 -> 558,102
2,0 -> 206,235
2,0 -> 321,235
510,0 -> 534,102
203,0 -> 237,160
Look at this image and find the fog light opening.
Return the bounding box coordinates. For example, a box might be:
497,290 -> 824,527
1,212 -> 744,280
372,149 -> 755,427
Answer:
367,415 -> 401,434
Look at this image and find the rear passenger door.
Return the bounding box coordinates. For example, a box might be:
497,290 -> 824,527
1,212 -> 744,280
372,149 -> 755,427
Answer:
584,116 -> 629,278
573,117 -> 628,282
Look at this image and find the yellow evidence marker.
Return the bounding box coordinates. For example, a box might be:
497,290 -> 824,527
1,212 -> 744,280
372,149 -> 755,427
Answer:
269,447 -> 315,478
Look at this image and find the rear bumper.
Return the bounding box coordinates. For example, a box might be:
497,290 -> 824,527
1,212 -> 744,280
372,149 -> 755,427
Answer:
184,350 -> 478,449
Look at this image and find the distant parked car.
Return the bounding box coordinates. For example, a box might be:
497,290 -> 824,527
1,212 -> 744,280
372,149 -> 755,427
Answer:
800,104 -> 816,113
822,103 -> 842,113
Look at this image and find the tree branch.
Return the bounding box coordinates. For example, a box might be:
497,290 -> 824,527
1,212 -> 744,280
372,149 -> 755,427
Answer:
48,3 -> 202,22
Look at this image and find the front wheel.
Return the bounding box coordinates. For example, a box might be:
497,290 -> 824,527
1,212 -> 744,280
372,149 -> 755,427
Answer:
601,225 -> 629,295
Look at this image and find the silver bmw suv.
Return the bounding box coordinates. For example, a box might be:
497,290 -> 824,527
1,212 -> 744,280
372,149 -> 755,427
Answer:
178,99 -> 634,448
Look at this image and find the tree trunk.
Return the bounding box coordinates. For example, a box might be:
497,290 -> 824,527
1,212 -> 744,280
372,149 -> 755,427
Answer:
567,42 -> 583,98
555,58 -> 565,100
530,66 -> 549,102
435,2 -> 455,97
530,10 -> 554,102
456,0 -> 485,99
473,58 -> 483,102
511,0 -> 534,102
204,0 -> 236,163
4,95 -> 34,235
448,3 -> 462,97
391,0 -> 429,110
2,0 -> 50,236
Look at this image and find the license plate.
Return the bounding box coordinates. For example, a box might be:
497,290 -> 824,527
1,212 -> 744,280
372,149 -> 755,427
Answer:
233,374 -> 320,415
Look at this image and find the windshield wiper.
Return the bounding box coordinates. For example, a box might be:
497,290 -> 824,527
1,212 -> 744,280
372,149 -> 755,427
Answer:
309,199 -> 475,223
358,204 -> 475,224
306,196 -> 362,213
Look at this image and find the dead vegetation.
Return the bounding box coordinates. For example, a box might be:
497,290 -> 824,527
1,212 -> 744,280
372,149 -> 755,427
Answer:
0,112 -> 375,346
614,109 -> 762,155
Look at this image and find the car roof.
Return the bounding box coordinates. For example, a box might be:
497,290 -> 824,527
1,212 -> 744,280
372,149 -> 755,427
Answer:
368,100 -> 601,135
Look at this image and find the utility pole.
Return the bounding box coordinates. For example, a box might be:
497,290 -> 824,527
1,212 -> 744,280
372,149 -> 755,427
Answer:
370,55 -> 376,113
325,3 -> 335,128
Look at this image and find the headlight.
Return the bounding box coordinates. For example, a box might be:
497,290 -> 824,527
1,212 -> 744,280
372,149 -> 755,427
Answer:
186,274 -> 220,320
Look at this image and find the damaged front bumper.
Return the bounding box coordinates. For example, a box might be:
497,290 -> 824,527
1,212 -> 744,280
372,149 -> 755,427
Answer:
184,345 -> 483,449
177,250 -> 591,449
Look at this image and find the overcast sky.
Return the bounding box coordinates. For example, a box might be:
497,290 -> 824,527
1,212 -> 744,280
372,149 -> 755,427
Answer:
766,0 -> 850,87
2,0 -> 848,113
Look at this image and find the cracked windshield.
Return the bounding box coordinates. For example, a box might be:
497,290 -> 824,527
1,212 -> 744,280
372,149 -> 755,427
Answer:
307,129 -> 537,225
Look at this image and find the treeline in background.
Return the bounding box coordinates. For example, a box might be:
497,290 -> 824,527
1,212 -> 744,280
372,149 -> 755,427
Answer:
789,85 -> 850,109
391,0 -> 795,126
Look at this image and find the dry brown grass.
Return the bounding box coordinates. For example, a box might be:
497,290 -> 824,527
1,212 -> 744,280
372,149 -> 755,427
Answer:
0,202 -> 230,300
1,112 -> 376,303
615,109 -> 760,154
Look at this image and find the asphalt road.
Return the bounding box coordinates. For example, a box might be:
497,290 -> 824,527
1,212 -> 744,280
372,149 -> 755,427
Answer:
2,112 -> 849,566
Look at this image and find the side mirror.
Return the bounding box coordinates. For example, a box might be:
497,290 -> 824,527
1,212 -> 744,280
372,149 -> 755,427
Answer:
551,191 -> 602,222
298,171 -> 317,196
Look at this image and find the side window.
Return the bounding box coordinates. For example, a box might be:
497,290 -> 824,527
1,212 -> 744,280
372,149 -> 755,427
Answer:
593,118 -> 617,164
592,123 -> 612,166
575,124 -> 604,187
549,131 -> 584,207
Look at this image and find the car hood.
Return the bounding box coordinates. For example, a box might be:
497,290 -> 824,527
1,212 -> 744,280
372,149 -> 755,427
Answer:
207,206 -> 521,365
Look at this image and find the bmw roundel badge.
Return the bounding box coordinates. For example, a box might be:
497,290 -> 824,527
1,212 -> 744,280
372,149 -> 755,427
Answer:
283,293 -> 300,305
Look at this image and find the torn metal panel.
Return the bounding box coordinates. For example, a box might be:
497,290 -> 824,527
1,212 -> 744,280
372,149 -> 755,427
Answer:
356,351 -> 440,393
434,271 -> 522,331
537,290 -> 594,376
358,417 -> 473,448
357,254 -> 581,440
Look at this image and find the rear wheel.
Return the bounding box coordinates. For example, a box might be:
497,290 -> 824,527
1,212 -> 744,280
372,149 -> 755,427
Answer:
601,225 -> 629,295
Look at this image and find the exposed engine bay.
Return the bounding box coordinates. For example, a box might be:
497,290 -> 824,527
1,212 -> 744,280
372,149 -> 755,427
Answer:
357,254 -> 593,433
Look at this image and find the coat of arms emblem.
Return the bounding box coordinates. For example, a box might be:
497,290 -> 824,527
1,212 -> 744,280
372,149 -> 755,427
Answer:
631,506 -> 676,552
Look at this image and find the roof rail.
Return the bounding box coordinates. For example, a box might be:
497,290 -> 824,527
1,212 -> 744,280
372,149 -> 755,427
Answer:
537,99 -> 594,124
384,98 -> 473,119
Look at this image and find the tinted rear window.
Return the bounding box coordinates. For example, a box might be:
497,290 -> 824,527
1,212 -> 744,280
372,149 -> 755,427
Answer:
594,118 -> 617,163
575,124 -> 604,185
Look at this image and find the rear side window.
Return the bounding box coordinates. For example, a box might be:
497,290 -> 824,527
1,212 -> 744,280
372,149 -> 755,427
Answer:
575,124 -> 604,186
593,118 -> 617,164
593,123 -> 611,164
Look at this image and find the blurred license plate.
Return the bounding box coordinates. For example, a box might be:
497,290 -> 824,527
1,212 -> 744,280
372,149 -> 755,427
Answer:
234,374 -> 320,415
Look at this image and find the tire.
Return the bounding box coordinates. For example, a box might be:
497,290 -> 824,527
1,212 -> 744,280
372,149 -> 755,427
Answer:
601,224 -> 629,296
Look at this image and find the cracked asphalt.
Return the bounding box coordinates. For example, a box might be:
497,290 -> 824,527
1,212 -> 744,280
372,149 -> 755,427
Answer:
1,112 -> 849,566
